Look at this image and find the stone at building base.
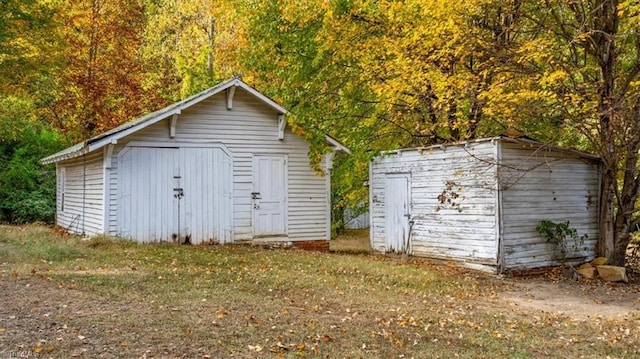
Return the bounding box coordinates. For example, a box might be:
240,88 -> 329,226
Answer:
576,266 -> 596,279
590,257 -> 608,267
596,265 -> 628,282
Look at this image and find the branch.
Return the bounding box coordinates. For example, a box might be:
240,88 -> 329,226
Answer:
617,37 -> 640,98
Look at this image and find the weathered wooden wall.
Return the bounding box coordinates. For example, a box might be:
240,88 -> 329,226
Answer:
499,141 -> 599,269
370,138 -> 600,272
370,142 -> 500,268
344,208 -> 369,229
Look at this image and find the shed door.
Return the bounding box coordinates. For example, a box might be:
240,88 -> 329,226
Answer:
385,174 -> 411,253
118,146 -> 232,244
180,147 -> 233,244
253,155 -> 287,237
118,147 -> 179,242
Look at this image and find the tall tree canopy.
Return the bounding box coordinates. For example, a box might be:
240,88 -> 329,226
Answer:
0,0 -> 57,92
54,0 -> 157,138
141,0 -> 245,99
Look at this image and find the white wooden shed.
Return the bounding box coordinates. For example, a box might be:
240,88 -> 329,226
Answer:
42,78 -> 349,249
369,136 -> 601,273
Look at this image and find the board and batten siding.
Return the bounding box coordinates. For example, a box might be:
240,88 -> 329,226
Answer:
56,151 -> 104,235
371,142 -> 500,265
105,88 -> 328,241
498,142 -> 600,269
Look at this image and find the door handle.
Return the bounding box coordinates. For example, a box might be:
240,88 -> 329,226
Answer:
251,192 -> 261,200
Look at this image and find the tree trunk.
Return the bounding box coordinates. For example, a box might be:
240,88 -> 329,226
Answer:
612,214 -> 631,265
467,86 -> 483,139
601,176 -> 632,266
447,97 -> 459,140
598,168 -> 616,260
593,0 -> 622,264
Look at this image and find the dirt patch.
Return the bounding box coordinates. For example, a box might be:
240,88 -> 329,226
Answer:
0,276 -> 147,358
404,257 -> 640,322
494,276 -> 640,321
334,229 -> 640,322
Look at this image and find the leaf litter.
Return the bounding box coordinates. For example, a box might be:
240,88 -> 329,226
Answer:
0,225 -> 638,358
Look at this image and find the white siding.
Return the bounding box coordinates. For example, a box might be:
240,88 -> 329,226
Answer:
370,142 -> 499,265
117,147 -> 179,242
105,88 -> 328,241
499,142 -> 599,269
344,209 -> 369,229
56,151 -> 104,235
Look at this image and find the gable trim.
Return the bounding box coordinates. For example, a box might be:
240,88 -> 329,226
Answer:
41,78 -> 292,164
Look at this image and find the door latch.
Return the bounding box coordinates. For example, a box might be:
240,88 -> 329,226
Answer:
252,192 -> 261,209
173,188 -> 184,199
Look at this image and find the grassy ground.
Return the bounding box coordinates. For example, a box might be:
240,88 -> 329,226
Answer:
1,225 -> 639,358
330,228 -> 371,254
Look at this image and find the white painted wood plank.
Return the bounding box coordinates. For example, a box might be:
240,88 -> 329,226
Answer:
370,142 -> 499,264
499,141 -> 599,269
56,152 -> 104,235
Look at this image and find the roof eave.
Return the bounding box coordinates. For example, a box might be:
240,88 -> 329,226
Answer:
86,106 -> 183,153
325,135 -> 351,154
379,136 -> 600,161
498,136 -> 601,161
40,143 -> 89,164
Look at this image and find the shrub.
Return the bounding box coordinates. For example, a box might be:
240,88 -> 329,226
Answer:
0,97 -> 65,224
535,220 -> 588,261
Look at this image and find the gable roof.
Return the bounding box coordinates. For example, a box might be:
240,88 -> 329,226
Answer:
42,77 -> 349,164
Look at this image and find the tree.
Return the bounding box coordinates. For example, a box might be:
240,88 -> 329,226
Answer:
0,97 -> 63,223
0,0 -> 58,93
53,0 -> 161,139
521,0 -> 640,265
0,0 -> 66,223
141,0 -> 245,99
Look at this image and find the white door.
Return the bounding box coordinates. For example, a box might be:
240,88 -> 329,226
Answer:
253,155 -> 287,237
118,146 -> 233,244
118,147 -> 179,242
180,147 -> 233,244
385,174 -> 411,253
